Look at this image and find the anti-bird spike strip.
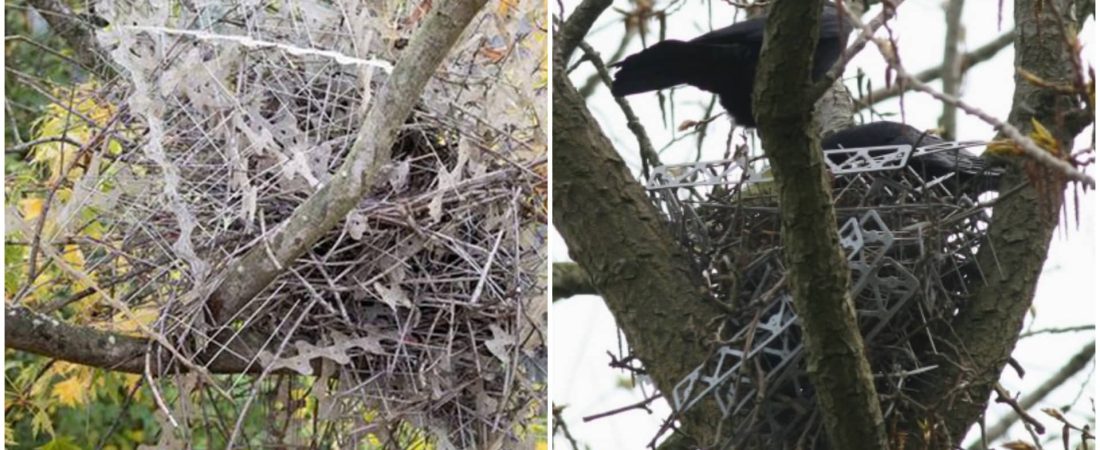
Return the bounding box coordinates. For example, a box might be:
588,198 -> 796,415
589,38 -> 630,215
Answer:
646,141 -> 993,448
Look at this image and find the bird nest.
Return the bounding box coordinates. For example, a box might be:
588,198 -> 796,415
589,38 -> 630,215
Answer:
646,147 -> 993,448
22,1 -> 546,448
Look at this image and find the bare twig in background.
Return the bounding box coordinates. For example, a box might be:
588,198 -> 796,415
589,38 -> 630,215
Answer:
1019,325 -> 1095,339
857,30 -> 1015,109
810,0 -> 908,101
577,40 -> 662,176
973,341 -> 1096,449
852,10 -> 1095,186
939,0 -> 966,139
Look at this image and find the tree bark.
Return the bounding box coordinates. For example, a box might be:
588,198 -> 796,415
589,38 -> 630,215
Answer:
553,47 -> 730,443
905,0 -> 1087,446
5,305 -> 274,374
207,0 -> 488,324
752,1 -> 888,449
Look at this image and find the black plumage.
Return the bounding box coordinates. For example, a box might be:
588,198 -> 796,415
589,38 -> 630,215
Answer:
821,121 -> 1003,194
610,5 -> 851,127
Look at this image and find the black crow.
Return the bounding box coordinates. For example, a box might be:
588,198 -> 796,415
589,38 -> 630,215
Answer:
822,121 -> 1003,194
610,5 -> 851,127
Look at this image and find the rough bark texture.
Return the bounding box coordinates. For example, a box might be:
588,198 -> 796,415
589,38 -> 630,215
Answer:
752,1 -> 888,449
905,0 -> 1085,445
552,262 -> 596,300
552,49 -> 730,441
208,0 -> 488,323
5,305 -> 276,374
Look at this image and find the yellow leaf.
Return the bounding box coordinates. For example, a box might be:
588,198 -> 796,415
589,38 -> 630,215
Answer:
53,376 -> 88,407
1028,118 -> 1060,156
62,245 -> 85,270
109,306 -> 159,335
985,119 -> 1062,157
497,0 -> 518,17
19,197 -> 44,222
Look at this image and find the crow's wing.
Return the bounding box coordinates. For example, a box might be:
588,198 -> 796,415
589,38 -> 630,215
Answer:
898,127 -> 994,177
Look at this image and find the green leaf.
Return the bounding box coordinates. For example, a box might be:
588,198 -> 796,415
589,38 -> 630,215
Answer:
38,436 -> 81,450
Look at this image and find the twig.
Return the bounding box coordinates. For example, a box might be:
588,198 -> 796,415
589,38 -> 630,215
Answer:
556,0 -> 613,61
1019,324 -> 1094,339
582,392 -> 662,422
810,0 -> 908,100
576,40 -> 661,177
974,341 -> 1095,448
857,30 -> 1015,109
854,11 -> 1096,187
553,404 -> 583,450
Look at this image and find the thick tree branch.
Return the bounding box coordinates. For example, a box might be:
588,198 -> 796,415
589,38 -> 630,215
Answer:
906,0 -> 1089,445
5,305 -> 270,374
753,1 -> 887,449
553,46 -> 729,444
939,0 -> 966,139
557,0 -> 613,61
208,0 -> 488,324
552,262 -> 596,300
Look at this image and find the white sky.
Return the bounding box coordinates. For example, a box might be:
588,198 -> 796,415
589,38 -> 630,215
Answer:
551,1 -> 1097,449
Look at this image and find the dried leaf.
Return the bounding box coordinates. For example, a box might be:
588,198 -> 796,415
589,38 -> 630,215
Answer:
374,282 -> 413,309
484,324 -> 515,364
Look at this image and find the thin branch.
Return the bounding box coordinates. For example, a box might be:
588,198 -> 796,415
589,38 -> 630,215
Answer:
856,13 -> 1095,187
972,341 -> 1095,449
809,0 -> 908,100
576,40 -> 662,176
857,30 -> 1016,109
1019,324 -> 1094,339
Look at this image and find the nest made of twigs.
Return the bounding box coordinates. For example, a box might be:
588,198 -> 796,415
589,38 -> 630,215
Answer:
25,1 -> 547,448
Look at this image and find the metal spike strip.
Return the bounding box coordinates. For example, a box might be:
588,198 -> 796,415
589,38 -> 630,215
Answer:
645,141 -> 987,190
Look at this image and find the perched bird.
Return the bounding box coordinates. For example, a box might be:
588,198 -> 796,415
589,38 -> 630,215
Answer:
610,5 -> 852,127
821,121 -> 1003,194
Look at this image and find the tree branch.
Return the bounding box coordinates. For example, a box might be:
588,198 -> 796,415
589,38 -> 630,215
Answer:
5,305 -> 271,374
906,0 -> 1090,445
754,1 -> 888,449
208,0 -> 488,324
553,42 -> 729,444
939,0 -> 966,139
556,0 -> 613,61
972,340 -> 1095,449
552,262 -> 597,300
25,0 -> 113,77
857,30 -> 1015,109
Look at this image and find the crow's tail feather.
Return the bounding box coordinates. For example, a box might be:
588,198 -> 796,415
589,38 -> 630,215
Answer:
610,41 -> 713,97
